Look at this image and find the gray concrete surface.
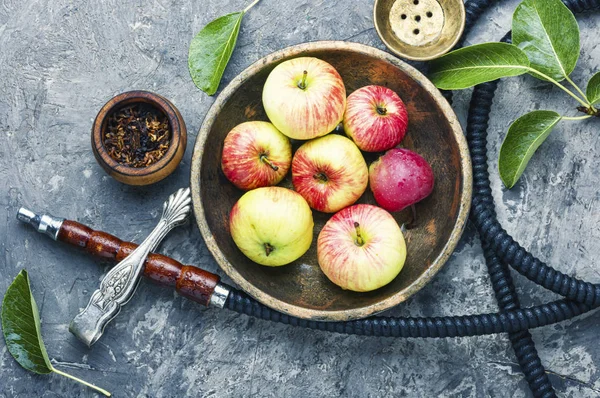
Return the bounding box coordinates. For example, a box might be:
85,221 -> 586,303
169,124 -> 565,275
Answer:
1,0 -> 600,396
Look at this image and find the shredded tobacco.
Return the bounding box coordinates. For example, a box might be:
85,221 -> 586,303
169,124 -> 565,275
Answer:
103,103 -> 170,168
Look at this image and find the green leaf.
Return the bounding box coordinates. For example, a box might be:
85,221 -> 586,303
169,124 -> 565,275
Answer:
499,110 -> 562,188
188,12 -> 244,96
586,72 -> 600,105
512,0 -> 580,82
429,43 -> 530,90
2,270 -> 112,396
2,270 -> 52,374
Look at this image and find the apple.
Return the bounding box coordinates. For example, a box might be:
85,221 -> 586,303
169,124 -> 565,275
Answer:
221,121 -> 292,190
262,57 -> 346,140
317,204 -> 406,292
229,187 -> 314,266
343,85 -> 408,152
292,134 -> 368,213
369,148 -> 434,212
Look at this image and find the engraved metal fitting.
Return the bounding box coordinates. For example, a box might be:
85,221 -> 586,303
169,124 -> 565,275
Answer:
69,188 -> 192,347
209,283 -> 230,308
17,207 -> 64,241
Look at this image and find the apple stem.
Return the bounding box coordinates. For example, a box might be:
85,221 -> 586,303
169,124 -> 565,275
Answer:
264,242 -> 274,256
297,70 -> 308,90
376,106 -> 387,115
313,172 -> 328,182
260,155 -> 279,171
354,222 -> 365,246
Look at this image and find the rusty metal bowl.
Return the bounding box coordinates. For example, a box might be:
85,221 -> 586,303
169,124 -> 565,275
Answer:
190,41 -> 471,321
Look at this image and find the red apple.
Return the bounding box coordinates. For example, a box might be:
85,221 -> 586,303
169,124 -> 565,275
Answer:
343,85 -> 408,152
292,134 -> 368,213
317,204 -> 406,292
221,121 -> 292,190
262,57 -> 346,140
369,148 -> 434,212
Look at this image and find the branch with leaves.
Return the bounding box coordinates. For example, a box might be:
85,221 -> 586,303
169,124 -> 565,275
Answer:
429,0 -> 599,188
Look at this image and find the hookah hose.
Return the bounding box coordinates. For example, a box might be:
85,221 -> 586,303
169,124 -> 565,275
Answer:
222,0 -> 600,396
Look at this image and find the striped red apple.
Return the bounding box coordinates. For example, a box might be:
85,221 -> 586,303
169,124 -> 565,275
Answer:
262,57 -> 346,140
317,204 -> 406,292
343,85 -> 408,152
292,134 -> 368,213
221,121 -> 292,191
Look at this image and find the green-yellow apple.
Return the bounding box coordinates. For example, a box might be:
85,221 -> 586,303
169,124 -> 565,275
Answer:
292,134 -> 368,213
317,204 -> 406,292
229,187 -> 314,266
262,57 -> 346,140
221,121 -> 292,190
369,148 -> 434,212
343,85 -> 408,152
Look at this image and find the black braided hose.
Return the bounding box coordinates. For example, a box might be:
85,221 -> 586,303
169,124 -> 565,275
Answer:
222,1 -> 600,397
467,72 -> 555,395
225,288 -> 594,337
484,241 -> 555,398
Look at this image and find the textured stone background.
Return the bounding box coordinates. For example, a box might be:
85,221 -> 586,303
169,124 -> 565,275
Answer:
1,0 -> 600,396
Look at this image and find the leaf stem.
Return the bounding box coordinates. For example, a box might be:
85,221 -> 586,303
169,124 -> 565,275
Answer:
526,67 -> 590,108
565,75 -> 591,105
52,366 -> 112,397
243,0 -> 261,13
562,115 -> 593,121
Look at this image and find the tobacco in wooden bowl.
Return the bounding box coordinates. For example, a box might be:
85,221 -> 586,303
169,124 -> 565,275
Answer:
92,90 -> 187,186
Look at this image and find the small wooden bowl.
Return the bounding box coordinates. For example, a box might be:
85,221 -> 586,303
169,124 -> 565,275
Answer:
191,41 -> 471,321
92,90 -> 187,186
